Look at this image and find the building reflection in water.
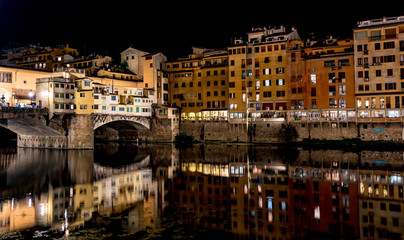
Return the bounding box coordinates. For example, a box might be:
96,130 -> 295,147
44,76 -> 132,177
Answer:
175,145 -> 404,240
0,144 -> 404,239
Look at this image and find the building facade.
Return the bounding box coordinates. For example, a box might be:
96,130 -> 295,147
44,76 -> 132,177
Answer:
354,16 -> 404,120
164,47 -> 229,120
228,26 -> 301,122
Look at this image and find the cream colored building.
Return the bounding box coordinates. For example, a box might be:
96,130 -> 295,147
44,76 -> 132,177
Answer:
121,47 -> 148,79
354,16 -> 404,119
0,65 -> 54,106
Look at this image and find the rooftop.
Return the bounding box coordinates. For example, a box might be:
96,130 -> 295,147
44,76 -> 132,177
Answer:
357,15 -> 404,28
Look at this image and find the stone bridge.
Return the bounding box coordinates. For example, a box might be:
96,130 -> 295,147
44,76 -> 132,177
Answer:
0,118 -> 67,148
0,107 -> 176,149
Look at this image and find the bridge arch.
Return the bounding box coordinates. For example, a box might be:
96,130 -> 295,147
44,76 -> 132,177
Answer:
93,114 -> 151,130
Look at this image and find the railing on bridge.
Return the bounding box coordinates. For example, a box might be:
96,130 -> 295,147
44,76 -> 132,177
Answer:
0,106 -> 49,116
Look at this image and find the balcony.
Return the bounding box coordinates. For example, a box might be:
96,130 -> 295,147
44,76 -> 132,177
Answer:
368,34 -> 397,42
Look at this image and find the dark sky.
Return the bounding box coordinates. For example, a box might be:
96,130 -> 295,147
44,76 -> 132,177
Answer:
0,0 -> 402,61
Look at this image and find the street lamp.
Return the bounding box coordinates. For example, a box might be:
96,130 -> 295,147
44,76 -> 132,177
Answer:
28,91 -> 34,106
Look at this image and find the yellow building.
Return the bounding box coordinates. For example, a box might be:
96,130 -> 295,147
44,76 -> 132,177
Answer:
164,47 -> 228,120
142,52 -> 167,90
228,26 -> 301,121
36,68 -> 85,115
75,78 -> 94,115
97,67 -> 138,82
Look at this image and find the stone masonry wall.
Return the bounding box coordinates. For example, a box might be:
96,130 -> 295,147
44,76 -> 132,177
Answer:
179,121 -> 404,143
180,121 -> 285,143
66,114 -> 94,149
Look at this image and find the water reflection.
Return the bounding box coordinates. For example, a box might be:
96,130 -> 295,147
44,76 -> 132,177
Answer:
0,144 -> 404,239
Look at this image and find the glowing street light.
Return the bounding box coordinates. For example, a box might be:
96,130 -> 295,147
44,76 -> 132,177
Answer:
28,91 -> 34,106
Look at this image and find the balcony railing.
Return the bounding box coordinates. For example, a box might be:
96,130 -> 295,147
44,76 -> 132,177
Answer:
368,34 -> 397,42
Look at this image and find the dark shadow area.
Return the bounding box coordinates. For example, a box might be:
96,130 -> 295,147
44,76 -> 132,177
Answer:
0,126 -> 17,144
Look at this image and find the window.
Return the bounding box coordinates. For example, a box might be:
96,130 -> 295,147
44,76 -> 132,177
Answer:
338,59 -> 350,66
370,30 -> 381,41
276,79 -> 284,85
385,83 -> 396,90
276,67 -> 284,74
314,206 -> 320,219
384,41 -> 395,49
276,91 -> 285,97
263,91 -> 271,98
311,74 -> 316,84
263,80 -> 271,86
355,31 -> 367,39
324,60 -> 335,68
311,88 -> 316,96
0,72 -> 12,83
339,85 -> 346,95
384,55 -> 395,62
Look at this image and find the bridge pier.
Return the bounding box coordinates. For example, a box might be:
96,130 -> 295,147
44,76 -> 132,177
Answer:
66,114 -> 94,149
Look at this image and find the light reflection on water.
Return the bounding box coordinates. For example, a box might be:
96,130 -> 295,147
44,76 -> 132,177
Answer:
0,143 -> 404,239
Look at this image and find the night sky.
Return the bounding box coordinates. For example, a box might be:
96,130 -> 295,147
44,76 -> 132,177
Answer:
0,0 -> 402,61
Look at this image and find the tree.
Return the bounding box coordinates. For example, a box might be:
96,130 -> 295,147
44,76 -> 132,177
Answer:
278,123 -> 298,143
248,123 -> 256,142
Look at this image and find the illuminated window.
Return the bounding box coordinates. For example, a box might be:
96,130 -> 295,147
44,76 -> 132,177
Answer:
281,201 -> 287,211
268,212 -> 273,222
314,206 -> 320,219
267,198 -> 273,210
311,74 -> 316,84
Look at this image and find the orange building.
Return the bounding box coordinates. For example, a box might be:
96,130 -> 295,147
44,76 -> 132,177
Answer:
286,38 -> 305,110
228,26 -> 301,121
164,47 -> 229,120
298,37 -> 355,121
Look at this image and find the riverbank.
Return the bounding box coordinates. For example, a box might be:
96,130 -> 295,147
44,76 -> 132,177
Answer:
175,134 -> 404,151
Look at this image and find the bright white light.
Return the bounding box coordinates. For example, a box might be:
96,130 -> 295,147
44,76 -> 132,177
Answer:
28,198 -> 32,207
314,206 -> 320,219
39,203 -> 45,216
28,92 -> 34,97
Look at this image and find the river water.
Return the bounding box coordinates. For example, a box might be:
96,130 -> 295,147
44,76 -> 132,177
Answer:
0,142 -> 404,239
